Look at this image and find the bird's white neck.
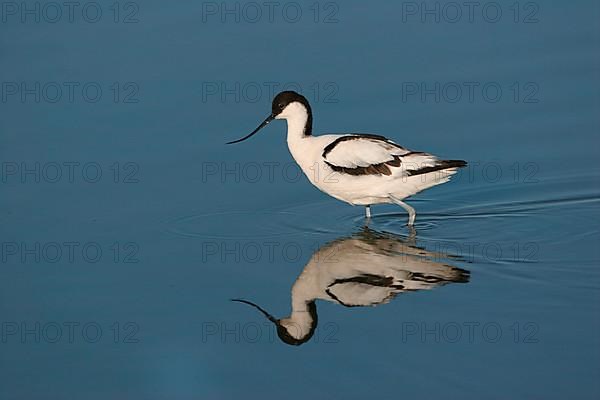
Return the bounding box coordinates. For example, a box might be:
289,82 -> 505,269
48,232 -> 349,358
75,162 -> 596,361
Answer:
278,259 -> 320,341
279,103 -> 311,139
277,104 -> 315,171
289,260 -> 323,310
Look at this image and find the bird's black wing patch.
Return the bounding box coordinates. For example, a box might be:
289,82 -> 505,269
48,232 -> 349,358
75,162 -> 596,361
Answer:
322,134 -> 407,176
322,134 -> 405,158
324,159 -> 401,176
325,274 -> 404,307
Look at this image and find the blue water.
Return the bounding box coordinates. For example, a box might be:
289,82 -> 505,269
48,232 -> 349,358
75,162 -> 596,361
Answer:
1,0 -> 599,398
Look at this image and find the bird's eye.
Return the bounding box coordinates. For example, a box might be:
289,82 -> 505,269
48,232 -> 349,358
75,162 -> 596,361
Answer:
278,103 -> 284,109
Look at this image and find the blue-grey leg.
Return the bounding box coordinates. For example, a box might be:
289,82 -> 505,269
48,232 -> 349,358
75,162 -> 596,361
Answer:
365,205 -> 371,219
389,194 -> 416,226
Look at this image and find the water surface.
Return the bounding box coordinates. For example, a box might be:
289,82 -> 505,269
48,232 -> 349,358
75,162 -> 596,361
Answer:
1,1 -> 599,398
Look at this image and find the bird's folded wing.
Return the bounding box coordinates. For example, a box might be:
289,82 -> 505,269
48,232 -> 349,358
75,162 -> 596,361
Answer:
326,282 -> 402,307
322,135 -> 443,176
322,135 -> 407,168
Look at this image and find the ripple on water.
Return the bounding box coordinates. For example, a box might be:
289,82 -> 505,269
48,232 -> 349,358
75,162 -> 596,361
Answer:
165,172 -> 599,275
163,201 -> 364,240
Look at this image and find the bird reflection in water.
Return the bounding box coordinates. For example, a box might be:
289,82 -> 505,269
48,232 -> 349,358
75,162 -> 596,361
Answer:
233,228 -> 469,346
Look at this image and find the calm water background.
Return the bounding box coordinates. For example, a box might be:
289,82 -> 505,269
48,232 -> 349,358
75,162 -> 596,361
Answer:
1,0 -> 599,398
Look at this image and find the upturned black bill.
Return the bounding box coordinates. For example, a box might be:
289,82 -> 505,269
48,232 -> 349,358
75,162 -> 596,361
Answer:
226,114 -> 275,144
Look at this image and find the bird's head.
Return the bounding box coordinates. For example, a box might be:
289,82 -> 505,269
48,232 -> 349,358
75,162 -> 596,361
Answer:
231,298 -> 318,346
226,91 -> 312,144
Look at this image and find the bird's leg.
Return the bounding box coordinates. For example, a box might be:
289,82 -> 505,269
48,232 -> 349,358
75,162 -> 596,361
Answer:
365,205 -> 371,219
389,195 -> 416,226
406,225 -> 417,244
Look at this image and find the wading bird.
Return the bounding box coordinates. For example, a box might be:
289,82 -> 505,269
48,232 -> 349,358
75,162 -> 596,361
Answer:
227,91 -> 466,225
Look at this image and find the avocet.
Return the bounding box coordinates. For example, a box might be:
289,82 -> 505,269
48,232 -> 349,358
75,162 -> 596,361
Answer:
227,91 -> 466,225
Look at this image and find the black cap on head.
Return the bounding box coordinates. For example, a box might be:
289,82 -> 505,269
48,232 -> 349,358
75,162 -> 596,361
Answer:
272,91 -> 312,117
231,298 -> 318,346
275,301 -> 318,346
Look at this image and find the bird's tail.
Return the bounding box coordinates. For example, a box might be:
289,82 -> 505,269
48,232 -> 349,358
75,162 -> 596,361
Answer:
405,159 -> 467,177
390,157 -> 467,199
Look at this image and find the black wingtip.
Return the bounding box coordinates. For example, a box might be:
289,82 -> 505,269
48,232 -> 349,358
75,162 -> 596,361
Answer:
446,159 -> 467,168
406,159 -> 468,176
